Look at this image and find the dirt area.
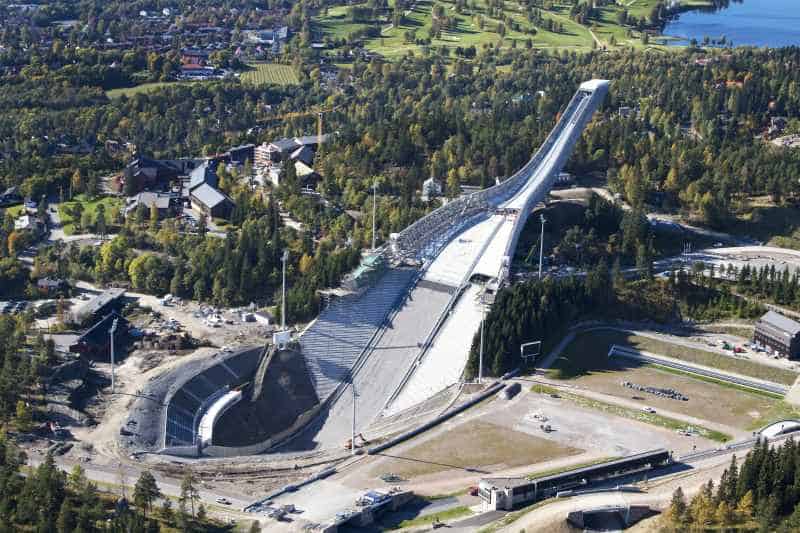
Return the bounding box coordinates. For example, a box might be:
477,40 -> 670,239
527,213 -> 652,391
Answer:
74,280 -> 271,347
67,346 -> 220,462
369,420 -> 581,479
562,358 -> 782,430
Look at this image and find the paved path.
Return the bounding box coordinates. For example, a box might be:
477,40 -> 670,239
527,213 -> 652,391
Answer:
609,344 -> 788,395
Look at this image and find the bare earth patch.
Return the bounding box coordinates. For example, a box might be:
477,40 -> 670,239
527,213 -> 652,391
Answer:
370,420 -> 581,479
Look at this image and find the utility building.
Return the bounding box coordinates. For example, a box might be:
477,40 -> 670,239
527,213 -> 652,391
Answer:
754,311 -> 800,358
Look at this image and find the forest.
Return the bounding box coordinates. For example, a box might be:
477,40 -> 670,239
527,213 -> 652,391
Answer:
1,45 -> 799,319
465,266 -> 763,377
0,438 -> 234,532
661,438 -> 800,532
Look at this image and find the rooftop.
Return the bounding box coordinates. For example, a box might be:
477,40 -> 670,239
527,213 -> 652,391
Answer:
191,183 -> 230,209
758,311 -> 800,338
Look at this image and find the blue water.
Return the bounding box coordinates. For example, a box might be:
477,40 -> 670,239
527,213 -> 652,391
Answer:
662,0 -> 800,47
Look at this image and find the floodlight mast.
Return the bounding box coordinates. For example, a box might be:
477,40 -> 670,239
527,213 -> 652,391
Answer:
372,180 -> 378,251
538,214 -> 546,279
281,250 -> 289,331
351,379 -> 357,456
478,292 -> 486,384
110,318 -> 119,394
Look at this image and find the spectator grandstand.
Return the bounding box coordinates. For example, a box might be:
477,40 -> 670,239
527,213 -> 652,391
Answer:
299,267 -> 419,402
161,347 -> 263,450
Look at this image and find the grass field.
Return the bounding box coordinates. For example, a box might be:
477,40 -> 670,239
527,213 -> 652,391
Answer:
370,420 -> 581,479
57,194 -> 123,235
388,505 -> 472,529
106,81 -> 201,98
312,0 -> 713,59
240,63 -> 300,86
544,329 -> 800,434
549,329 -> 799,386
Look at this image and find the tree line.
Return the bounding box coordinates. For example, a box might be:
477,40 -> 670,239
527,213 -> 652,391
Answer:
662,438 -> 800,532
466,268 -> 762,378
0,437 -> 251,532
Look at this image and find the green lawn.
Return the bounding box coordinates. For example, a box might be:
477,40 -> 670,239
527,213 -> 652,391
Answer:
389,505 -> 472,529
57,194 -> 123,235
549,329 -> 799,386
315,0 -> 699,60
240,63 -> 300,86
106,81 -> 202,98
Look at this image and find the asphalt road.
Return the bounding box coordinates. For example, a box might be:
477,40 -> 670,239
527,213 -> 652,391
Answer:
609,345 -> 788,396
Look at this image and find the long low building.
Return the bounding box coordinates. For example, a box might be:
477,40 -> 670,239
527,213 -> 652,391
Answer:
479,449 -> 672,510
753,310 -> 800,358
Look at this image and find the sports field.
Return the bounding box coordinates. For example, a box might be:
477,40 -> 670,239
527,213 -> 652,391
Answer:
240,63 -> 300,86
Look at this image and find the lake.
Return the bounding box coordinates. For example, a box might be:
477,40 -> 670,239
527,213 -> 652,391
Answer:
662,0 -> 800,47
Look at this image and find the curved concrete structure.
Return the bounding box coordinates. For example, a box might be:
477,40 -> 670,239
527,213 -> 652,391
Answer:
760,419 -> 800,439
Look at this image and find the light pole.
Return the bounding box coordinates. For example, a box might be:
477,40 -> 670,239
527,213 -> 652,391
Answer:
478,293 -> 485,384
281,250 -> 289,331
109,318 -> 118,394
372,180 -> 378,251
538,214 -> 546,279
351,378 -> 357,456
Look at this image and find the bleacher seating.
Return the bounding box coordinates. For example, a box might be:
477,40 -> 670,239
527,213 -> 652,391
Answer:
299,267 -> 418,402
163,348 -> 264,448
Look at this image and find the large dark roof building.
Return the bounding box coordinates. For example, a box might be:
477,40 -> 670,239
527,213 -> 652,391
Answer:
190,183 -> 233,219
74,288 -> 126,325
754,310 -> 800,358
70,312 -> 129,359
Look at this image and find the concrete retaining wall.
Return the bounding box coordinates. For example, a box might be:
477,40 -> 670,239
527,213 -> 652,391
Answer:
368,381 -> 505,455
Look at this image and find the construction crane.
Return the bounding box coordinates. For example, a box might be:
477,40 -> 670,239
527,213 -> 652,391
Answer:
257,99 -> 348,160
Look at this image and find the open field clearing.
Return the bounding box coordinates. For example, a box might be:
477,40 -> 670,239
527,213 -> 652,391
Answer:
549,329 -> 799,386
240,63 -> 300,86
558,358 -> 785,431
369,420 -> 581,479
316,0 -> 679,58
106,81 -> 200,98
56,194 -> 124,235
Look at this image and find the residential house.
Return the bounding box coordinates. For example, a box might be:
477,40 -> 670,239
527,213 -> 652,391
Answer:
124,191 -> 177,219
23,197 -> 39,214
181,48 -> 210,65
0,186 -> 22,207
37,277 -> 70,296
14,214 -> 45,237
123,156 -> 188,193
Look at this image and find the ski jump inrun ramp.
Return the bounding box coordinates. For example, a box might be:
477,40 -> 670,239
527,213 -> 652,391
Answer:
293,80 -> 610,449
